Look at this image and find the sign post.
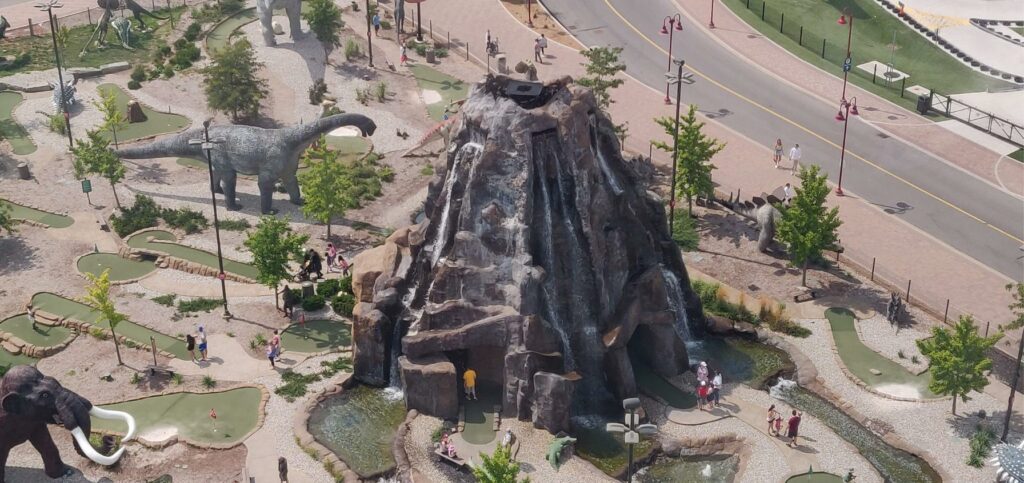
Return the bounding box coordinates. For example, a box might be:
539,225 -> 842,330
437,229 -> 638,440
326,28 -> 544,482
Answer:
81,179 -> 92,205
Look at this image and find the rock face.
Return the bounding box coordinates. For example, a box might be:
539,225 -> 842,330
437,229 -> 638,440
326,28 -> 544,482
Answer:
352,76 -> 704,432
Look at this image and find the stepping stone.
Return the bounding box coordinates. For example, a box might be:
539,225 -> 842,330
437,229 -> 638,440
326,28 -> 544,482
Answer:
869,369 -> 882,375
1,341 -> 21,355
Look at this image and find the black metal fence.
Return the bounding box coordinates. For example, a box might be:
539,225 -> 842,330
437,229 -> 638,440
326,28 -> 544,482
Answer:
929,91 -> 1024,146
3,0 -> 207,39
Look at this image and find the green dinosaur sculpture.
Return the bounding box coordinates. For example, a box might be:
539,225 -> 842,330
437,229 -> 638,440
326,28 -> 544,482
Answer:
546,436 -> 576,470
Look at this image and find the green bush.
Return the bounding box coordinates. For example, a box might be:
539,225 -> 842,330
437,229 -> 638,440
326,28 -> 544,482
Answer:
967,424 -> 995,467
289,288 -> 303,302
127,80 -> 142,90
110,195 -> 161,237
217,218 -> 251,231
201,375 -> 216,388
331,293 -> 355,317
162,65 -> 175,78
375,81 -> 387,102
184,22 -> 202,42
413,43 -> 428,57
338,276 -> 353,295
317,278 -> 341,298
275,370 -> 322,402
420,164 -> 434,176
302,294 -> 326,311
309,78 -> 328,105
319,357 -> 351,377
344,39 -> 361,60
0,363 -> 10,378
173,37 -> 189,50
171,43 -> 200,69
177,297 -> 223,313
159,45 -> 173,58
380,20 -> 391,30
130,65 -> 147,83
671,214 -> 699,252
161,206 -> 209,234
378,165 -> 395,182
219,0 -> 244,14
152,294 -> 176,306
0,53 -> 31,72
434,48 -> 448,58
47,113 -> 67,134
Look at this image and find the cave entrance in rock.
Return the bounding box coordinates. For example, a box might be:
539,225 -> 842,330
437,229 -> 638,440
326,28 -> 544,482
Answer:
627,326 -> 697,410
448,347 -> 502,445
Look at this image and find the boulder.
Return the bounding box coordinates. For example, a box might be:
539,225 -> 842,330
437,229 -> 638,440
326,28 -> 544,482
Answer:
532,372 -> 578,434
127,100 -> 147,123
352,309 -> 392,386
351,245 -> 388,303
399,354 -> 458,419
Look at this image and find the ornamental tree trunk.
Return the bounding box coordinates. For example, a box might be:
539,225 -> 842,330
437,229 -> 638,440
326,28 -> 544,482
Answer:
801,260 -> 808,286
952,394 -> 958,415
109,180 -> 122,209
111,326 -> 123,365
274,283 -> 280,310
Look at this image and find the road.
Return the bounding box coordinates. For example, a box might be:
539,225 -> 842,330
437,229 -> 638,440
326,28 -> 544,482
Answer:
543,0 -> 1024,280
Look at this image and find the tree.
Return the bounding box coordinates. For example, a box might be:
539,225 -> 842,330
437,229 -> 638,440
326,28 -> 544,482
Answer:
81,269 -> 127,365
73,130 -> 126,209
94,88 -> 127,149
202,38 -> 269,122
1001,282 -> 1024,441
653,104 -> 724,215
298,137 -> 360,239
471,445 -> 529,483
917,315 -> 1001,414
303,0 -> 344,61
243,216 -> 309,309
0,202 -> 16,236
577,46 -> 625,110
776,164 -> 842,286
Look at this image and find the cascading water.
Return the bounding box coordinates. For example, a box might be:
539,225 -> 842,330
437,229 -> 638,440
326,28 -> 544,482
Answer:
661,267 -> 693,340
589,114 -> 624,195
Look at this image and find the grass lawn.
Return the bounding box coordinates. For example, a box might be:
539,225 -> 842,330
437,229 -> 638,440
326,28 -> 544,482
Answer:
407,64 -> 468,121
0,9 -> 182,77
1012,26 -> 1024,36
0,91 -> 36,155
1008,148 -> 1023,163
96,83 -> 190,143
720,0 -> 1011,108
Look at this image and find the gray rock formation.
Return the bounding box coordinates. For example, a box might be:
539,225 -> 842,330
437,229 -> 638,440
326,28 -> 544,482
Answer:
351,76 -> 703,433
115,114 -> 376,214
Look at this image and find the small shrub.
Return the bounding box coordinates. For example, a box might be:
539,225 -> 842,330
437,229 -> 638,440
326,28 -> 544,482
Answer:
897,349 -> 906,359
130,372 -> 142,385
217,218 -> 251,231
765,317 -> 811,338
130,65 -> 147,83
171,373 -> 184,385
173,37 -> 189,50
379,165 -> 395,182
320,357 -> 351,377
302,294 -> 326,311
47,113 -> 67,135
161,206 -> 209,234
89,328 -> 110,340
309,79 -> 328,105
201,375 -> 216,388
431,425 -> 445,443
375,81 -> 387,102
127,80 -> 142,90
184,22 -> 203,42
380,20 -> 391,30
434,48 -> 449,58
317,278 -> 342,298
344,39 -> 361,60
331,293 -> 355,317
420,164 -> 434,176
219,0 -> 244,14
322,104 -> 343,117
226,332 -> 235,338
413,43 -> 428,57
110,194 -> 162,236
159,45 -> 173,57
177,297 -> 223,313
275,369 -> 322,402
162,65 -> 175,79
967,424 -> 995,467
338,276 -> 353,295
249,333 -> 267,350
911,355 -> 920,364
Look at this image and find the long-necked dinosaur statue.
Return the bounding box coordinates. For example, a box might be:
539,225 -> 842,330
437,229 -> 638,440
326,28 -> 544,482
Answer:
116,114 -> 377,214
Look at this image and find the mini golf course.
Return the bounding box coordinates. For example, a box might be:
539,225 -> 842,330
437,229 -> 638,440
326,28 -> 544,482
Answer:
786,471 -> 844,483
280,319 -> 351,353
0,314 -> 73,347
0,347 -> 36,367
1,200 -> 74,228
96,84 -> 190,143
92,387 -> 262,445
77,253 -> 156,282
205,7 -> 258,52
126,229 -> 258,280
825,308 -> 937,399
408,65 -> 468,121
308,384 -> 407,478
0,91 -> 36,155
30,292 -> 189,359
461,381 -> 499,445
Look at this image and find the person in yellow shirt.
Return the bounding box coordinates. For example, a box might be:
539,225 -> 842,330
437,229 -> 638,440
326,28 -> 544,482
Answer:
463,368 -> 477,400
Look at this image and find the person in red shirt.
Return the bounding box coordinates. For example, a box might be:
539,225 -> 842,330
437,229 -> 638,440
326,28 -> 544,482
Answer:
697,381 -> 709,411
787,410 -> 802,447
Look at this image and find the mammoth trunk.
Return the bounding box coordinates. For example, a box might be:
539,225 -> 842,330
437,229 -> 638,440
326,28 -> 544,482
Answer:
352,76 -> 704,433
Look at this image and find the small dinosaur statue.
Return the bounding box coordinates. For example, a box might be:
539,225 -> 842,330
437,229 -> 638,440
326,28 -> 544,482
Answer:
546,436 -> 576,470
116,114 -> 377,214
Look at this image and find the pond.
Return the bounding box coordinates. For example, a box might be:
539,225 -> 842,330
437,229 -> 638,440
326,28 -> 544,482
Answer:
637,454 -> 740,483
689,336 -> 794,389
308,384 -> 406,479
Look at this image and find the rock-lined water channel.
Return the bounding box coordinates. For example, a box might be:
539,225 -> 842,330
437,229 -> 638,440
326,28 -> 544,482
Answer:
636,454 -> 740,483
308,385 -> 406,478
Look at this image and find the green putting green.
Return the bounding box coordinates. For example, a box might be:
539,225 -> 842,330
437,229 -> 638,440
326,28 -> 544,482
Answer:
630,353 -> 696,409
323,135 -> 372,163
1,200 -> 74,228
77,253 -> 156,282
787,471 -> 844,483
96,84 -> 190,143
30,292 -> 189,359
0,347 -> 37,367
461,381 -> 499,445
205,7 -> 258,53
825,308 -> 937,399
92,387 -> 262,445
126,229 -> 258,280
0,314 -> 73,347
281,319 -> 351,353
0,91 -> 36,155
408,65 -> 468,121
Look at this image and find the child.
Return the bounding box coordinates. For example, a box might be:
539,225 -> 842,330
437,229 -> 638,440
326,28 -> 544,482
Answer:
339,255 -> 350,278
767,404 -> 780,436
400,43 -> 408,65
697,381 -> 709,411
326,243 -> 337,272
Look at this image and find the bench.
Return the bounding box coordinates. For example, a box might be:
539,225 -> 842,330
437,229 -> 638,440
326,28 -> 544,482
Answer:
434,449 -> 467,467
96,213 -> 109,232
793,291 -> 817,303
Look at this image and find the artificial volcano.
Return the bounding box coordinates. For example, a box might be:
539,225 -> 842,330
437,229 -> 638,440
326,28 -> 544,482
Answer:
351,75 -> 704,433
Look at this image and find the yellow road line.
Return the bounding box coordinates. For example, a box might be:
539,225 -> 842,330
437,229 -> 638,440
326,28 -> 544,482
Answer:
600,0 -> 1023,244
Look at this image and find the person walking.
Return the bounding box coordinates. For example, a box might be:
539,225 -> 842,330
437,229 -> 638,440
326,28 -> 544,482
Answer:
767,405 -> 780,436
463,367 -> 478,400
339,254 -> 350,278
326,243 -> 338,273
271,329 -> 281,361
787,410 -> 803,447
278,456 -> 289,483
186,333 -> 198,363
372,12 -> 381,36
400,42 -> 408,65
711,371 -> 723,408
306,249 -> 324,280
783,182 -> 793,206
534,38 -> 543,63
773,138 -> 784,168
197,326 -> 208,361
282,285 -> 295,317
788,143 -> 802,175
539,34 -> 548,56
697,361 -> 709,384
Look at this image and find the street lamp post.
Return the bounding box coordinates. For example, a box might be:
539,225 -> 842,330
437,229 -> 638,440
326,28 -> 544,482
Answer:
365,0 -> 374,68
837,9 -> 855,102
606,398 -> 658,482
188,121 -> 232,320
665,58 -> 690,232
527,0 -> 533,27
36,0 -> 73,151
709,0 -> 716,28
659,14 -> 682,105
416,0 -> 423,42
833,97 -> 858,196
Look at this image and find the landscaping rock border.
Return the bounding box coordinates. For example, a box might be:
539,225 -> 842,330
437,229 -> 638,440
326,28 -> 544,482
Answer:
660,433 -> 750,481
0,311 -> 77,358
120,227 -> 257,284
293,373 -> 362,483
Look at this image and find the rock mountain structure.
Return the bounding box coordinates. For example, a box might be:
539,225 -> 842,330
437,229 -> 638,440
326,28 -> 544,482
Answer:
116,114 -> 376,214
351,76 -> 704,434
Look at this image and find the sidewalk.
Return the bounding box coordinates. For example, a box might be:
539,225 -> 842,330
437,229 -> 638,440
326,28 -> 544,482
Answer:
673,0 -> 1024,198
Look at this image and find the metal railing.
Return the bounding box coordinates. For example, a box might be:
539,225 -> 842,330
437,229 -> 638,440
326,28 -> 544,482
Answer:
929,91 -> 1024,147
2,0 -> 208,39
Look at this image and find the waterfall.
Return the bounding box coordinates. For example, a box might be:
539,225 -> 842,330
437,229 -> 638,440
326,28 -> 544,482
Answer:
588,115 -> 623,195
661,267 -> 693,340
769,377 -> 798,399
430,143 -> 479,267
387,317 -> 406,390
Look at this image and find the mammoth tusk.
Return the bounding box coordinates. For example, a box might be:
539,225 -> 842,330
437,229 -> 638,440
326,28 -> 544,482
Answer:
70,427 -> 126,466
89,406 -> 137,442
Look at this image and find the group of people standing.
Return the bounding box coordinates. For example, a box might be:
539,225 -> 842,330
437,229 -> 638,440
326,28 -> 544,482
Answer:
767,404 -> 803,447
695,361 -> 723,411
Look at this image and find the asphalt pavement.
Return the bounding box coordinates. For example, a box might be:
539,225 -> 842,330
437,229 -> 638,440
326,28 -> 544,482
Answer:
543,0 -> 1024,280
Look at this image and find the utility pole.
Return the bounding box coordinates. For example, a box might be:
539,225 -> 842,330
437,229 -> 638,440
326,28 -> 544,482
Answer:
36,0 -> 73,151
365,0 -> 374,68
188,121 -> 232,320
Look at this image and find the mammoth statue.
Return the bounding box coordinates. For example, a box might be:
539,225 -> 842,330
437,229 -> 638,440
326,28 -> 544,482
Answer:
0,366 -> 136,481
255,0 -> 302,46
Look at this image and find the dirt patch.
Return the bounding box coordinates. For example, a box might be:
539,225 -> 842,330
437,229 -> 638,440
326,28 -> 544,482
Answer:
499,0 -> 585,50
